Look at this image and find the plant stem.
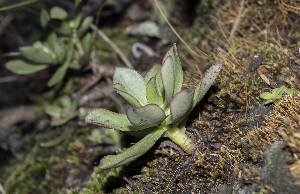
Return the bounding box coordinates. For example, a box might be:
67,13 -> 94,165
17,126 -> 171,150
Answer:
0,0 -> 39,12
165,126 -> 195,154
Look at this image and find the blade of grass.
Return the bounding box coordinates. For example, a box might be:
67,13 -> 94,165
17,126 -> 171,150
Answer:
0,0 -> 39,12
154,0 -> 205,59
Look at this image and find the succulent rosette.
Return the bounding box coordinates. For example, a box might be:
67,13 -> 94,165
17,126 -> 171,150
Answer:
85,43 -> 222,169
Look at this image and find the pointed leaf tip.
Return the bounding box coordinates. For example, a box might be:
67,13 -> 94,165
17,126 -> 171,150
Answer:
193,64 -> 223,107
161,55 -> 175,108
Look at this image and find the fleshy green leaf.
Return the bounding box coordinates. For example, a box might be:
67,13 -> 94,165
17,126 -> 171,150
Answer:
81,33 -> 91,53
273,85 -> 286,96
260,92 -> 273,100
47,64 -> 68,87
126,104 -> 166,127
84,31 -> 96,53
286,89 -> 297,95
114,83 -> 142,107
53,41 -> 66,63
85,108 -> 147,131
40,9 -> 50,28
113,67 -> 148,106
49,20 -> 72,35
60,96 -> 71,109
170,87 -> 195,123
46,32 -> 58,46
193,64 -> 222,108
155,73 -> 164,98
45,105 -> 62,117
81,32 -> 94,53
99,126 -> 167,169
163,43 -> 183,95
50,7 -> 68,20
51,117 -> 71,126
5,60 -> 48,74
146,76 -> 163,106
161,55 -> 174,109
69,13 -> 82,29
264,100 -> 272,105
144,64 -> 164,98
40,129 -> 68,147
75,0 -> 82,10
70,96 -> 78,113
20,46 -> 56,64
78,16 -> 94,37
144,64 -> 161,83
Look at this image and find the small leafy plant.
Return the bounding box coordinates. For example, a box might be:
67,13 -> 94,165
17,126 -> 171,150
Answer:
260,85 -> 297,105
85,44 -> 222,169
45,95 -> 78,126
5,0 -> 95,86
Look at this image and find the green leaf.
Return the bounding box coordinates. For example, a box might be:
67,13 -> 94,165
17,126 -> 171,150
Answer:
46,32 -> 58,46
53,41 -> 66,63
170,87 -> 195,123
49,20 -> 72,35
286,89 -> 297,95
78,16 -> 94,37
107,128 -> 122,144
65,41 -> 75,63
146,76 -> 163,106
40,9 -> 50,28
69,13 -> 82,29
161,55 -> 174,109
50,7 -> 68,20
193,64 -> 223,108
51,117 -> 71,126
164,43 -> 183,95
75,0 -> 82,11
271,88 -> 279,96
273,85 -> 286,96
47,64 -> 68,87
99,126 -> 167,169
40,129 -> 68,147
45,105 -> 62,117
5,60 -> 48,74
60,95 -> 71,109
144,64 -> 164,97
113,67 -> 148,106
126,104 -> 166,127
20,46 -> 56,64
260,92 -> 273,100
70,97 -> 78,113
113,83 -> 142,107
145,64 -> 161,82
155,72 -> 164,98
264,99 -> 272,105
85,108 -> 147,131
81,33 -> 92,53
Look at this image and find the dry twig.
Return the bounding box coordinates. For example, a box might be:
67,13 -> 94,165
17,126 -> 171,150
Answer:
228,0 -> 245,41
90,24 -> 134,69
